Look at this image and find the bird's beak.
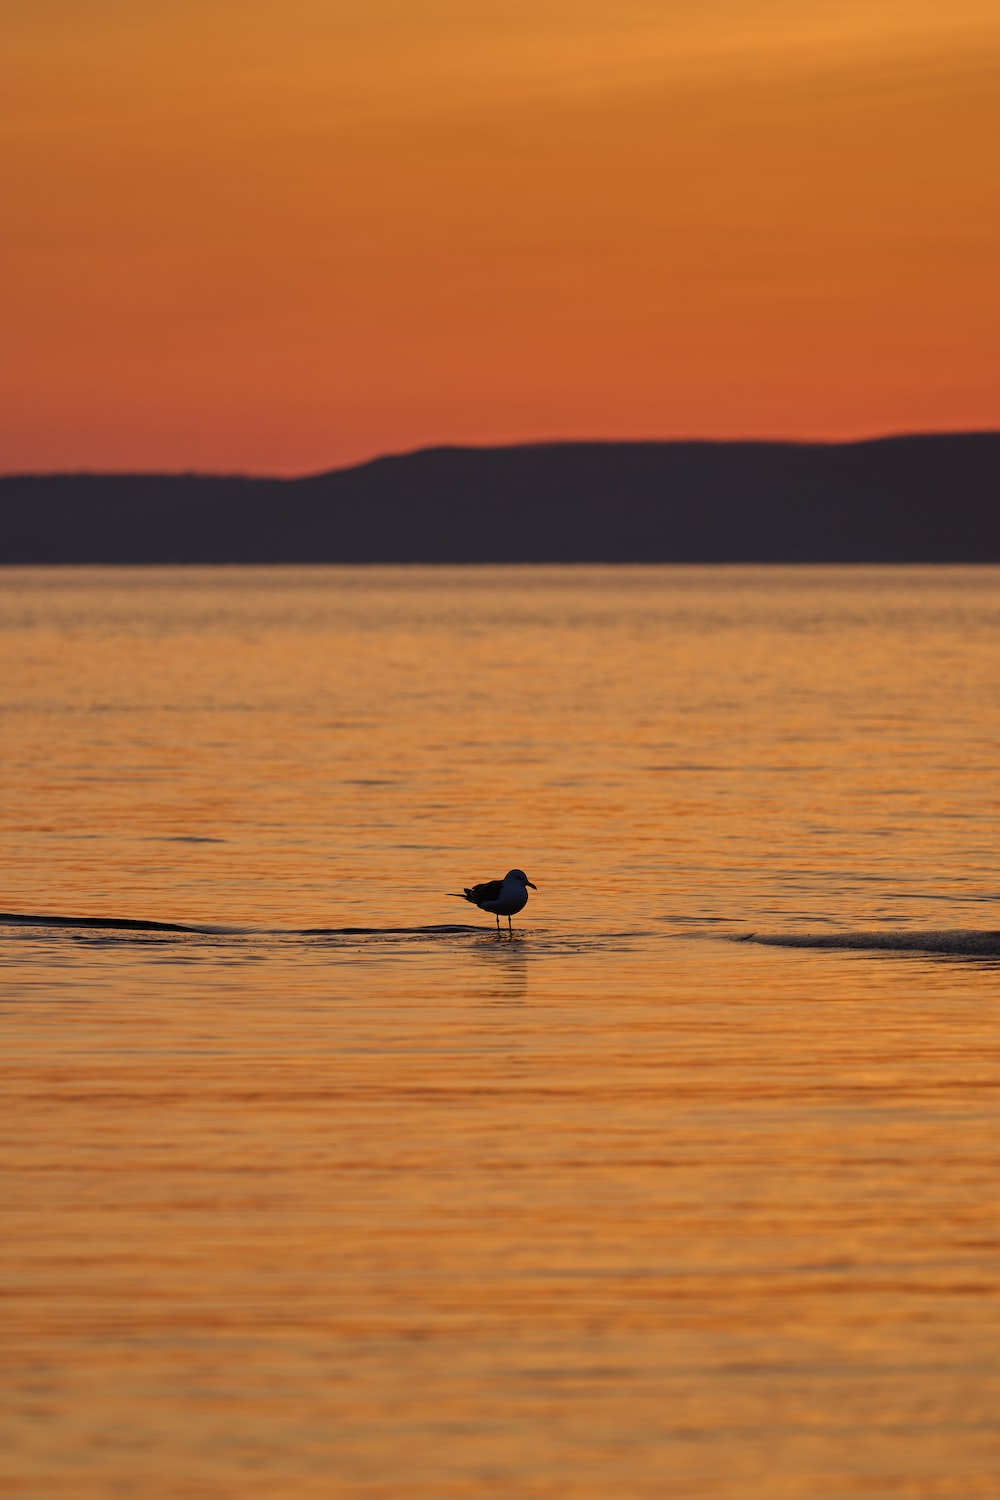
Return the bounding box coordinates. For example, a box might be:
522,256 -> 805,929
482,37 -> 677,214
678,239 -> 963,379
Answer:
527,880 -> 537,889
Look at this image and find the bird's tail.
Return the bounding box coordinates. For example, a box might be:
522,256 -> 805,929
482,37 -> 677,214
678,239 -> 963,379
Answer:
448,891 -> 474,901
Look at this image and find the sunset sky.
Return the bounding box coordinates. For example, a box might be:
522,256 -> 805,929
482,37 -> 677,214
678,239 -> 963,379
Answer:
3,0 -> 998,474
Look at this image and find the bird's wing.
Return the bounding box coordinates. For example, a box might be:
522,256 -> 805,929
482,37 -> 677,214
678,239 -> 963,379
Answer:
468,879 -> 503,902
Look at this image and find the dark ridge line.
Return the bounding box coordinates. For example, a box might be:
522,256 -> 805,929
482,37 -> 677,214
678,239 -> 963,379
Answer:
6,431 -> 999,485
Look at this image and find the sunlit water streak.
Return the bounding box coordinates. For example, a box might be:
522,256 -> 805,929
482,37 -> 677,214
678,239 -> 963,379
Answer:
3,566 -> 1000,1498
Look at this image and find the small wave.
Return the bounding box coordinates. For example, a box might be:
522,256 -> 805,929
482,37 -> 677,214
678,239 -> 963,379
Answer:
300,923 -> 482,936
0,912 -> 490,940
0,912 -> 639,956
739,929 -> 1000,957
0,910 -> 222,934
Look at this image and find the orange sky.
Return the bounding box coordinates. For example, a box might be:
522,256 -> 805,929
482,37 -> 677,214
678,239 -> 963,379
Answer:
2,0 -> 998,474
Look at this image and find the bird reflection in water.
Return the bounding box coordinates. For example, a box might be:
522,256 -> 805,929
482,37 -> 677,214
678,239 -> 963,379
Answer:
473,935 -> 529,1003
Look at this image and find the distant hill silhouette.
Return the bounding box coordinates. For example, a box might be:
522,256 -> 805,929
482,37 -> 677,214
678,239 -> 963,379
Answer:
2,434 -> 998,563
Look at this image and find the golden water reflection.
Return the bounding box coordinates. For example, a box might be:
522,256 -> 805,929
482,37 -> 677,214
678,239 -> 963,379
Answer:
3,567 -> 1000,1496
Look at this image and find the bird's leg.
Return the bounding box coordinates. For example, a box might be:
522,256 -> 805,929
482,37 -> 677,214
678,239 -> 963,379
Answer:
495,913 -> 500,932
508,914 -> 513,932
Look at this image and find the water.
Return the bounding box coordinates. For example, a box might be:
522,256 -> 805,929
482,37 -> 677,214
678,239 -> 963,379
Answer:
3,565 -> 1000,1498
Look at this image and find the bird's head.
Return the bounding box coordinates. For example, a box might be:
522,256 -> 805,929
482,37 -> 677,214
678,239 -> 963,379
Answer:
506,869 -> 537,889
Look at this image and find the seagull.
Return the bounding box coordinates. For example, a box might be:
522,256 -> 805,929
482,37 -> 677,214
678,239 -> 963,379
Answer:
451,868 -> 537,931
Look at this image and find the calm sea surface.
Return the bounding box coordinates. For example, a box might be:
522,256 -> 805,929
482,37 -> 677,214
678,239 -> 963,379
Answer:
3,565 -> 1000,1498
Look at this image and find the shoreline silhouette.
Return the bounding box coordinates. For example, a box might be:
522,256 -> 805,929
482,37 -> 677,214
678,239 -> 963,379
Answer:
2,432 -> 998,564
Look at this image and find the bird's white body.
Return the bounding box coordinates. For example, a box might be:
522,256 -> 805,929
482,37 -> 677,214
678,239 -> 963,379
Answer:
451,868 -> 537,930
